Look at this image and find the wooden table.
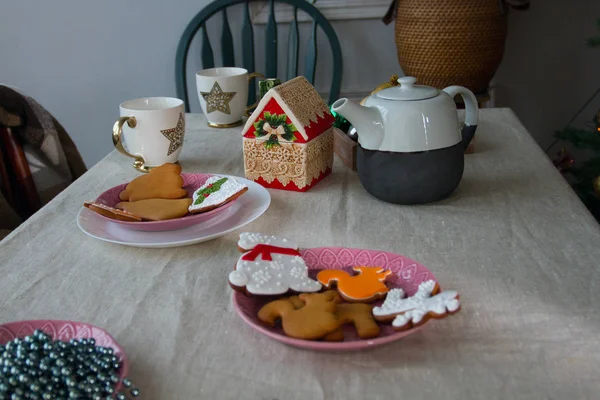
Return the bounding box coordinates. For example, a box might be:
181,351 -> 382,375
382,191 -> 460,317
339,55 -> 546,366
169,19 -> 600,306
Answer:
2,109 -> 599,399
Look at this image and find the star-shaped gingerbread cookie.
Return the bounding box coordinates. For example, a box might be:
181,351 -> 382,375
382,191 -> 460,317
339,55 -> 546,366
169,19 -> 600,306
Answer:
161,113 -> 185,156
200,82 -> 236,115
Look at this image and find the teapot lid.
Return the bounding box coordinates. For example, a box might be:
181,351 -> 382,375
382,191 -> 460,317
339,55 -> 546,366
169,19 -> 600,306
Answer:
375,76 -> 439,101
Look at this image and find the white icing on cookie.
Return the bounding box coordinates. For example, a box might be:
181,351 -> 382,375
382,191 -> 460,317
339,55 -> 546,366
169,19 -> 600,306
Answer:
238,232 -> 297,250
231,252 -> 321,295
228,270 -> 248,287
188,176 -> 247,212
373,280 -> 460,328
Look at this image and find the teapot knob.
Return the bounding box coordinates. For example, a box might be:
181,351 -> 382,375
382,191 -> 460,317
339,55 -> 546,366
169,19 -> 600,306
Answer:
398,76 -> 417,88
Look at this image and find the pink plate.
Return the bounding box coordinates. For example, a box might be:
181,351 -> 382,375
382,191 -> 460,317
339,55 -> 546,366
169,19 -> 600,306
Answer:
91,173 -> 237,232
233,247 -> 439,351
0,320 -> 128,386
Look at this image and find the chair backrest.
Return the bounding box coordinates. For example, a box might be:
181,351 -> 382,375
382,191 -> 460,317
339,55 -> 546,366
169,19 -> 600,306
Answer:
0,125 -> 42,220
175,0 -> 343,112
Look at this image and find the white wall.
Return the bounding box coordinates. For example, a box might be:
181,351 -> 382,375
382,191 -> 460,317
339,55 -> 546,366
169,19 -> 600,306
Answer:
2,0 -> 599,167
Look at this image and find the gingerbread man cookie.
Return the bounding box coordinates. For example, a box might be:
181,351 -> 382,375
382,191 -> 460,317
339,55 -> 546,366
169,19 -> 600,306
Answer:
372,280 -> 460,331
258,291 -> 342,340
229,233 -> 321,295
119,163 -> 187,202
317,266 -> 392,303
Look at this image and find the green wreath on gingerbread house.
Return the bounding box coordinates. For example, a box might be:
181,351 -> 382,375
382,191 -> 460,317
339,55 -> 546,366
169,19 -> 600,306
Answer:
253,112 -> 298,149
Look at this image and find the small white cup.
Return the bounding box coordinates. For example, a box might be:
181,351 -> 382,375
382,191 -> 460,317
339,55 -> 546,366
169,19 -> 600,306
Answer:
196,67 -> 264,128
112,97 -> 185,173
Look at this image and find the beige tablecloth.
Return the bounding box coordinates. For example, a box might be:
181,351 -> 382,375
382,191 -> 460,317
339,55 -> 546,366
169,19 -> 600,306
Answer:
1,109 -> 599,399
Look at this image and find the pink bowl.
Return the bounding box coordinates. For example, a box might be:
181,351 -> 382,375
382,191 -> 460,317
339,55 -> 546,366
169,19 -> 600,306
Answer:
233,247 -> 439,351
0,320 -> 128,384
92,173 -> 237,232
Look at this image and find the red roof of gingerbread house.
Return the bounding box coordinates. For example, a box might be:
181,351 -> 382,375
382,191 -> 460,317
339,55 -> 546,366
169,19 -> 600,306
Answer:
242,76 -> 334,143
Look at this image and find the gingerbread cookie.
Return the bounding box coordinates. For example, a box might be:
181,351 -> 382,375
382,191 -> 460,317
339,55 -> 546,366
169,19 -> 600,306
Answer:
372,280 -> 460,331
285,295 -> 380,341
334,303 -> 380,339
116,198 -> 193,221
83,201 -> 142,222
237,232 -> 297,253
188,176 -> 248,214
119,163 -> 187,202
317,266 -> 392,303
228,233 -> 321,295
258,291 -> 342,340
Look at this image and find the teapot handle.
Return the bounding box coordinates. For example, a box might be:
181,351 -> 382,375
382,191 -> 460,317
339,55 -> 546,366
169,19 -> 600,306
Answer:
443,86 -> 479,150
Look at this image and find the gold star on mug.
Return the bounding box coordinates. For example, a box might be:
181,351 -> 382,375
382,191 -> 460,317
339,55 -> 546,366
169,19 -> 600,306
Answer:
200,82 -> 236,115
161,113 -> 185,156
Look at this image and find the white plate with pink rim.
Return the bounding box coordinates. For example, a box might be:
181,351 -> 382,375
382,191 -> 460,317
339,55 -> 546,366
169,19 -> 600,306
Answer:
77,175 -> 271,248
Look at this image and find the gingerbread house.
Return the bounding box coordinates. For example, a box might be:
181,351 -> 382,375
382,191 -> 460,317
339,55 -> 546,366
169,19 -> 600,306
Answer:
241,76 -> 335,191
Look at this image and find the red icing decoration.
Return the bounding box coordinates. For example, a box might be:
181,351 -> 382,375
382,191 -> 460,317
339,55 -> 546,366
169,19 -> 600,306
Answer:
252,167 -> 331,192
242,244 -> 301,261
207,184 -> 213,188
203,193 -> 210,198
243,98 -> 334,143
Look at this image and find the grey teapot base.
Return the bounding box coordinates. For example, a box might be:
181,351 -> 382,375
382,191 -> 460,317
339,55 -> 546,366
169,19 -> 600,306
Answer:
356,143 -> 465,205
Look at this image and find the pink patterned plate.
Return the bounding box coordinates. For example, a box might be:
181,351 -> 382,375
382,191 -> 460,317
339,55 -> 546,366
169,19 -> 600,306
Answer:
90,173 -> 238,232
233,247 -> 439,351
0,320 -> 128,386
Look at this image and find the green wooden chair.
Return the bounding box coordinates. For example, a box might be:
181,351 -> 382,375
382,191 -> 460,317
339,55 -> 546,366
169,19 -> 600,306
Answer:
175,0 -> 343,112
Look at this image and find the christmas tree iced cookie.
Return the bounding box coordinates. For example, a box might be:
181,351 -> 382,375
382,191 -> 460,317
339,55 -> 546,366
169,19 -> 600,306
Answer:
188,176 -> 248,214
229,233 -> 322,296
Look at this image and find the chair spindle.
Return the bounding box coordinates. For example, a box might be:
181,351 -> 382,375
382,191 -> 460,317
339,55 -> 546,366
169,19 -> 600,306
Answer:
221,9 -> 235,66
201,26 -> 215,69
265,0 -> 278,78
286,7 -> 299,81
304,20 -> 318,84
242,1 -> 257,105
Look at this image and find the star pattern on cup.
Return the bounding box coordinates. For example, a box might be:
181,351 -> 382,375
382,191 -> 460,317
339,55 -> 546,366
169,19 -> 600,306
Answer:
160,113 -> 185,156
200,82 -> 237,115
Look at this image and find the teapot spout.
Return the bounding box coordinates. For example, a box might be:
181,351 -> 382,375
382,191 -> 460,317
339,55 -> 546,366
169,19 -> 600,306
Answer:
331,98 -> 384,150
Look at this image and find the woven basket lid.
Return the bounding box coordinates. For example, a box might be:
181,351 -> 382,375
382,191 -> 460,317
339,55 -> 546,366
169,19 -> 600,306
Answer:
376,77 -> 439,101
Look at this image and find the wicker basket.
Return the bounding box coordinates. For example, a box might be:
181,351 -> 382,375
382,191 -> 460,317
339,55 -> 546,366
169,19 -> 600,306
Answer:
395,0 -> 508,93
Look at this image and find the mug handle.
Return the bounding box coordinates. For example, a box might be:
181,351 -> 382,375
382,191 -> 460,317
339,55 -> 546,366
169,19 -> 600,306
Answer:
244,72 -> 266,117
112,116 -> 149,173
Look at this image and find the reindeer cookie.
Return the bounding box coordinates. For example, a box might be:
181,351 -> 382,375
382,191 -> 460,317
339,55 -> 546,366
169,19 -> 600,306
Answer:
258,291 -> 342,340
317,266 -> 392,303
372,280 -> 461,331
229,233 -> 321,295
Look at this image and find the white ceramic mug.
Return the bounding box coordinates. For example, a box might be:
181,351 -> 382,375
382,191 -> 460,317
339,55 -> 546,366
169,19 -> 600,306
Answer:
112,97 -> 185,173
196,67 -> 264,128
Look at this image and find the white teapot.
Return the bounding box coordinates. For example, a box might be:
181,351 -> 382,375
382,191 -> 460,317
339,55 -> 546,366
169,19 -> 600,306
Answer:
331,75 -> 479,204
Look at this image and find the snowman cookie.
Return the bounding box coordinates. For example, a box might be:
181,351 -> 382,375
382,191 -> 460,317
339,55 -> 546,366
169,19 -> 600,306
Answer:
228,233 -> 322,296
